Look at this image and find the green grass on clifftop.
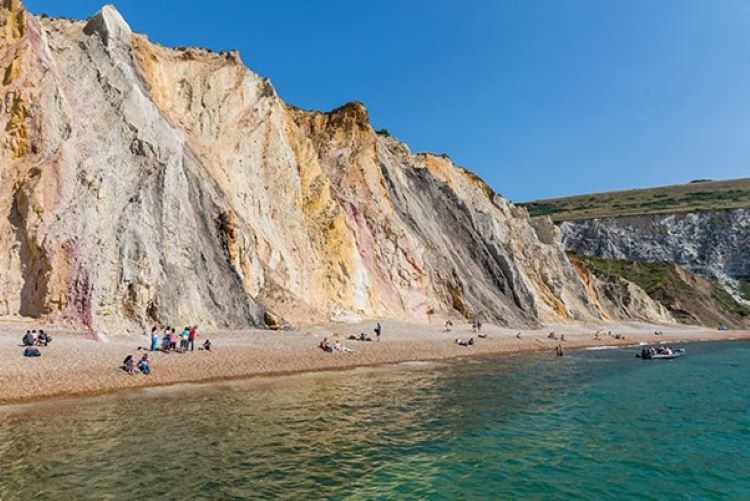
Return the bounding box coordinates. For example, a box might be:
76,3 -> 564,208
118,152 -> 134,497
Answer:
521,178 -> 750,221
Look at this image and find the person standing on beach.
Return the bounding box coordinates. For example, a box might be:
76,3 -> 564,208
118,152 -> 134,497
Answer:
181,327 -> 190,352
150,327 -> 159,352
163,326 -> 171,350
374,322 -> 382,341
188,325 -> 198,352
169,328 -> 178,351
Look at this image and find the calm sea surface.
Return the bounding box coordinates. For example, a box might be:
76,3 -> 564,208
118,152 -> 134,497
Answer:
1,340 -> 748,499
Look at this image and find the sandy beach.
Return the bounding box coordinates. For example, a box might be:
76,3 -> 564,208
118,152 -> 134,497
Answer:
1,318 -> 747,406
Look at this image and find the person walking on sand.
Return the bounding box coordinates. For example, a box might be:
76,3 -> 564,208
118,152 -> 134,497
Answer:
187,325 -> 198,352
374,322 -> 382,342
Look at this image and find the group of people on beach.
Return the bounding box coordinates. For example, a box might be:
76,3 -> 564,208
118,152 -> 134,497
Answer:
22,329 -> 52,347
20,329 -> 52,357
122,354 -> 151,375
120,325 -> 213,376
452,319 -> 489,347
318,337 -> 354,353
445,318 -> 484,332
146,325 -> 211,353
594,330 -> 625,340
547,332 -> 566,342
320,323 -> 382,353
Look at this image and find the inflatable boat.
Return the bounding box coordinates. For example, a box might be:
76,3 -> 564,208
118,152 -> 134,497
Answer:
636,348 -> 686,360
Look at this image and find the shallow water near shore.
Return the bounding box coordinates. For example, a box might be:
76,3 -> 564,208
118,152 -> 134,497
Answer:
1,340 -> 749,499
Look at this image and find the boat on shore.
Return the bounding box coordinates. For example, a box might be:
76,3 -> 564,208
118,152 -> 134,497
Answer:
636,347 -> 686,360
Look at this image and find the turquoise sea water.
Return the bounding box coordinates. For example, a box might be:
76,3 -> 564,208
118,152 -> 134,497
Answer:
1,340 -> 748,499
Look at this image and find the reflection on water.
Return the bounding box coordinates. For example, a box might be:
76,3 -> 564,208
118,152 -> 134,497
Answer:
1,342 -> 749,499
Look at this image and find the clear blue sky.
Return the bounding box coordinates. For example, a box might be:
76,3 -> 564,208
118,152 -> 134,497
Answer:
25,0 -> 750,201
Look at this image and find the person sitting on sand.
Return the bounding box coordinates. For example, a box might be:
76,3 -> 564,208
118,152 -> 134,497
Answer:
319,338 -> 333,353
22,331 -> 35,347
359,332 -> 372,342
468,338 -> 475,346
137,354 -> 151,375
123,355 -> 135,375
444,320 -> 453,333
516,332 -> 522,339
203,339 -> 212,351
37,330 -> 51,346
334,340 -> 342,352
547,332 -> 557,340
23,346 -> 41,357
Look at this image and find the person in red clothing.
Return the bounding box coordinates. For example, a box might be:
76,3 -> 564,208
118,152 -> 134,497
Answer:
187,325 -> 198,352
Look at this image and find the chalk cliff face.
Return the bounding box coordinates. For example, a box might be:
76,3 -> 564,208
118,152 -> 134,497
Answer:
560,209 -> 750,303
0,2 -> 611,332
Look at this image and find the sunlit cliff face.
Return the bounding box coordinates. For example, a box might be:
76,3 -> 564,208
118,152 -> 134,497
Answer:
2,1 -> 675,333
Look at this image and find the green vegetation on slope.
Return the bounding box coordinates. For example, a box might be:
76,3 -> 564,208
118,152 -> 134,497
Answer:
739,281 -> 750,302
521,178 -> 750,221
571,253 -> 750,328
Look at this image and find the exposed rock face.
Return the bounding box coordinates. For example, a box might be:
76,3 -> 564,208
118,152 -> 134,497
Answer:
0,2 -> 607,332
568,256 -> 675,324
560,209 -> 750,303
570,254 -> 749,329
